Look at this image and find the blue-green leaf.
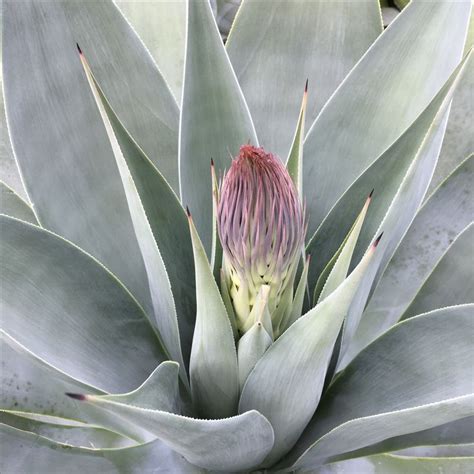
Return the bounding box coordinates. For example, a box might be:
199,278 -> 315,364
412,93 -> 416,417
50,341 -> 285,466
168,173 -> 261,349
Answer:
180,0 -> 257,255
187,213 -> 239,419
401,223 -> 474,319
3,0 -> 178,318
63,395 -> 274,472
0,216 -> 167,393
303,0 -> 471,236
352,155 -> 474,357
226,0 -> 381,158
0,424 -> 203,474
286,305 -> 474,470
78,50 -> 187,385
239,238 -> 380,466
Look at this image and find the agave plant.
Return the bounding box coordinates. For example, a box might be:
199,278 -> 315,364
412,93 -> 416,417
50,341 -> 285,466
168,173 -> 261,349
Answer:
1,0 -> 473,473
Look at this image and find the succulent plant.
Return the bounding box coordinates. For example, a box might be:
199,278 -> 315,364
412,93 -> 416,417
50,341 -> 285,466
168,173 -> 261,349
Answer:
1,1 -> 473,473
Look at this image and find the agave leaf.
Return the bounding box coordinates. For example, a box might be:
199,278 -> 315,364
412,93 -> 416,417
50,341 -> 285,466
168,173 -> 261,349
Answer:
115,0 -> 186,102
432,16 -> 474,191
77,56 -> 195,370
0,424 -> 203,474
314,192 -> 372,305
95,361 -> 181,414
226,0 -> 381,158
180,0 -> 257,256
302,0 -> 471,235
0,181 -> 37,225
1,332 -> 178,443
187,213 -> 239,419
238,238 -> 380,467
78,51 -> 188,385
285,305 -> 474,470
0,411 -> 131,449
307,453 -> 474,474
238,323 -> 272,391
285,82 -> 308,197
335,53 -> 471,369
63,394 -> 274,472
278,255 -> 310,334
1,331 -> 103,419
0,216 -> 167,393
351,155 -> 474,358
3,0 -> 178,317
306,51 -> 471,298
334,416 -> 474,462
401,223 -> 474,319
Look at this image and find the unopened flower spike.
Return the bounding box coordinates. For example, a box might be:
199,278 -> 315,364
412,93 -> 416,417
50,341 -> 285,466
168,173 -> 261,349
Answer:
217,145 -> 306,336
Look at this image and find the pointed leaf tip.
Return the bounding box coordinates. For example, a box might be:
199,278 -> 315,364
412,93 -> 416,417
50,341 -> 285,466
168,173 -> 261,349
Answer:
305,79 -> 309,93
76,43 -> 82,55
186,206 -> 191,218
373,232 -> 384,248
210,158 -> 214,167
65,392 -> 86,401
369,188 -> 374,199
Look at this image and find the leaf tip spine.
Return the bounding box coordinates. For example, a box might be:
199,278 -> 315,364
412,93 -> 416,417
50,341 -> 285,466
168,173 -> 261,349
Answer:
373,232 -> 384,248
65,392 -> 87,401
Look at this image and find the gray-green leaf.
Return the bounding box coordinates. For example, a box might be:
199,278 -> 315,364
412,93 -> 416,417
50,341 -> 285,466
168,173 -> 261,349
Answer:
303,0 -> 471,236
286,305 -> 474,470
0,216 -> 167,393
180,0 -> 257,255
188,213 -> 239,419
239,239 -> 379,466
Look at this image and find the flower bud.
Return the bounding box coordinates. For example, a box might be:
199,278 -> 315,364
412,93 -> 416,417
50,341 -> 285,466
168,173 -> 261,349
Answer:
217,145 -> 306,336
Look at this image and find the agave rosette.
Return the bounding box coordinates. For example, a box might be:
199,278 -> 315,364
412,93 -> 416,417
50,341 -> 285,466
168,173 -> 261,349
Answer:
1,1 -> 473,473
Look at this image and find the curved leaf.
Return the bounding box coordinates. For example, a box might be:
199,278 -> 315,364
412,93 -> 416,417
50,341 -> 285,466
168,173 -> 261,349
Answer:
1,331 -> 103,419
239,238 -> 380,467
0,216 -> 167,393
336,54 -> 471,368
0,180 -> 37,224
226,0 -> 381,158
306,52 -> 471,299
79,51 -> 188,384
0,411 -> 131,449
352,155 -> 474,357
0,424 -> 203,474
187,213 -> 239,419
1,332 -> 175,443
179,0 -> 257,255
3,0 -> 178,316
116,0 -> 186,102
333,416 -> 474,462
303,0 -> 471,235
286,305 -> 474,470
402,224 -> 474,319
64,395 -> 274,472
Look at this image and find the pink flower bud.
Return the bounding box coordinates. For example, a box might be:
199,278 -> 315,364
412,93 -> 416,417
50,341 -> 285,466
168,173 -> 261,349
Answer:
217,145 -> 306,334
